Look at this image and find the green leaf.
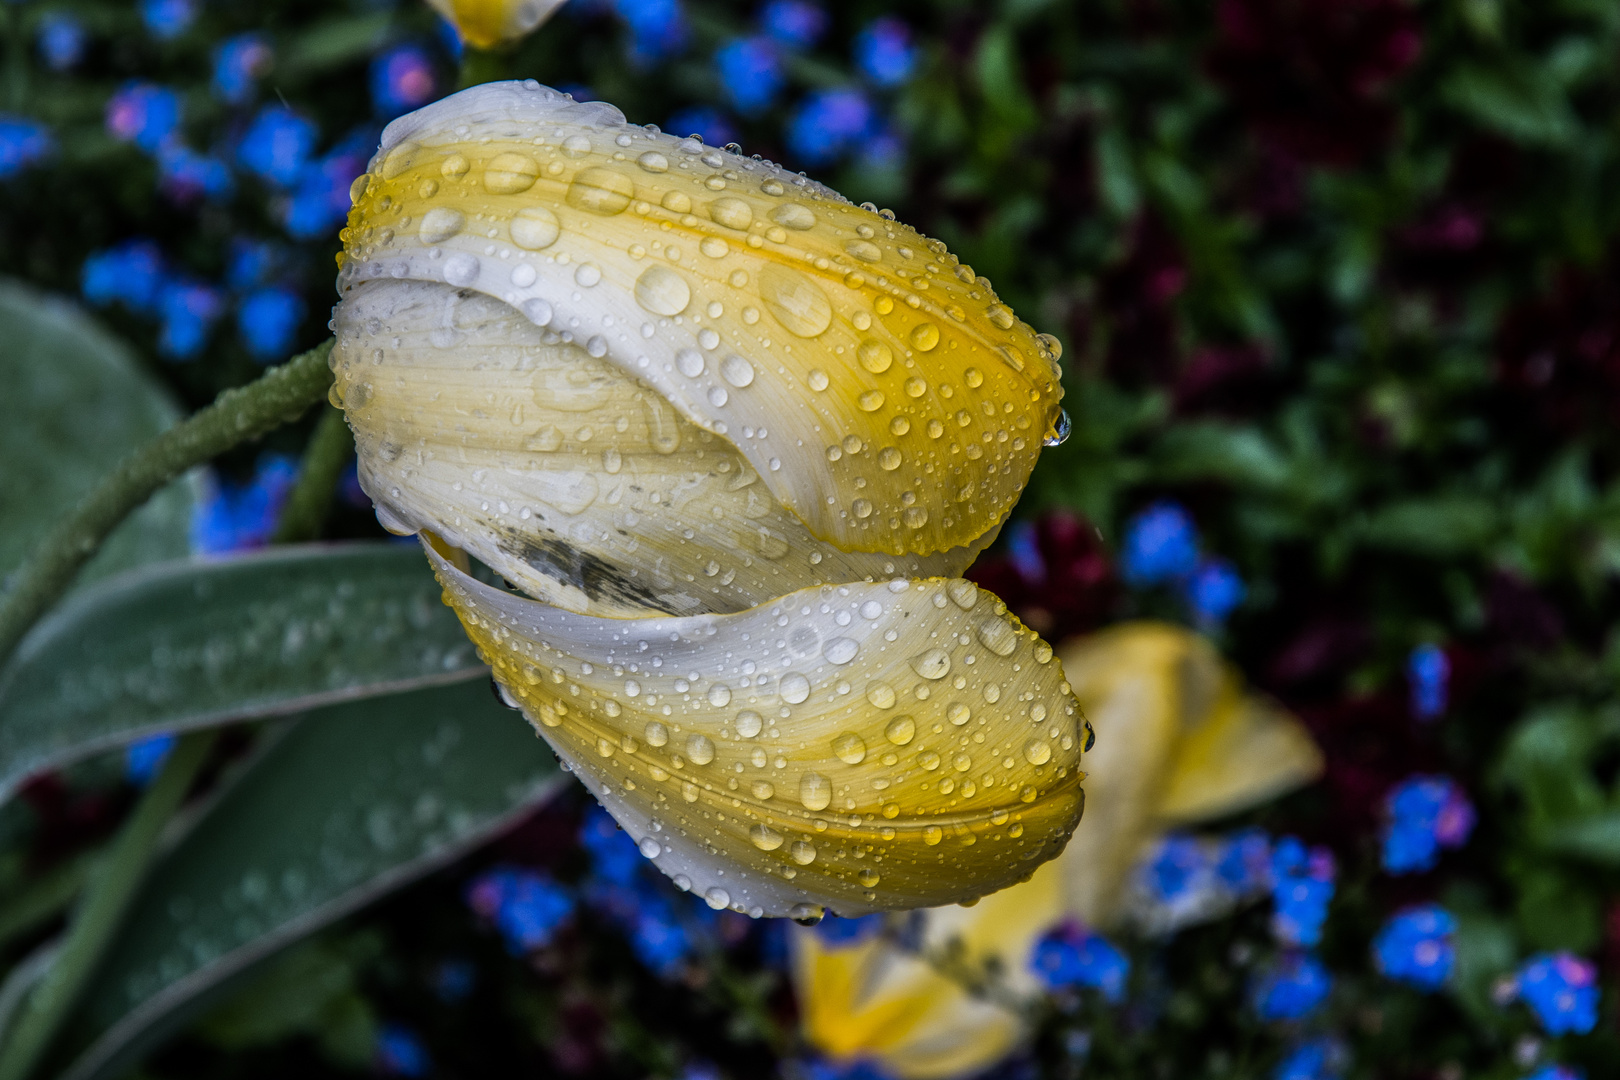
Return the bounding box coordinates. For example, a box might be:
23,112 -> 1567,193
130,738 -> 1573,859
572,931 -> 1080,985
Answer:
1536,813 -> 1620,864
0,280 -> 193,588
56,679 -> 561,1080
0,545 -> 482,800
1151,423 -> 1293,492
1357,496 -> 1500,557
1442,61 -> 1579,146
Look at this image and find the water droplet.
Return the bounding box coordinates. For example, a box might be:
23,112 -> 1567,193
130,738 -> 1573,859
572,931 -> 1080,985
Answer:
832,732 -> 867,764
511,263 -> 537,287
852,498 -> 873,518
910,649 -> 951,680
790,903 -> 824,924
903,506 -> 928,529
769,203 -> 815,230
857,868 -> 881,887
918,751 -> 941,770
686,734 -> 716,764
823,637 -> 859,665
637,150 -> 669,172
602,447 -> 622,473
923,825 -> 943,846
799,773 -> 831,811
676,348 -> 705,377
439,151 -> 468,178
858,340 -> 893,374
845,239 -> 882,262
639,837 -> 662,858
947,702 -> 971,726
947,581 -> 980,609
987,304 -> 1015,330
858,390 -> 886,412
562,134 -> 592,158
720,354 -> 755,387
760,266 -> 832,337
710,196 -> 753,230
1024,739 -> 1053,765
1037,332 -> 1064,360
521,298 -> 553,326
484,152 -> 540,194
705,887 -> 731,910
964,367 -> 984,388
736,710 -> 763,737
708,386 -> 729,407
596,737 -> 615,758
1083,719 -> 1096,752
879,716 -> 914,746
626,679 -> 643,698
708,684 -> 732,707
866,682 -> 895,708
1033,641 -> 1054,664
910,322 -> 941,351
808,369 -> 830,391
1044,409 -> 1071,447
781,673 -> 811,704
975,617 -> 1018,657
749,823 -> 785,851
700,236 -> 730,258
510,207 -> 560,249
443,253 -> 479,286
419,207 -> 464,243
380,141 -> 418,178
878,447 -> 902,470
790,840 -> 818,865
567,166 -> 635,215
575,263 -> 602,287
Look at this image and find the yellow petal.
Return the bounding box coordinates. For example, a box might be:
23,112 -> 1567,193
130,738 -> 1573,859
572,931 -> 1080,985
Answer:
340,82 -> 1065,557
425,543 -> 1085,917
422,0 -> 565,48
1155,685 -> 1324,823
332,278 -> 994,618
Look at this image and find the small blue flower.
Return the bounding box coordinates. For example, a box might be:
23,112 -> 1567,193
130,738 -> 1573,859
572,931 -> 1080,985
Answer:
1146,833 -> 1207,904
614,0 -> 689,65
157,279 -> 225,360
106,83 -> 181,152
213,34 -> 273,104
238,288 -> 306,362
125,733 -> 177,786
466,866 -> 576,953
1269,837 -> 1335,948
1273,1038 -> 1346,1080
854,18 -> 918,88
157,144 -> 234,203
1120,500 -> 1200,586
579,805 -> 644,887
191,452 -> 300,553
1373,904 -> 1455,990
1030,922 -> 1129,1002
715,36 -> 785,115
786,87 -> 875,167
1216,828 -> 1272,894
225,238 -> 282,291
432,958 -> 476,1002
375,1023 -> 431,1077
1509,952 -> 1599,1036
0,115 -> 53,179
1381,775 -> 1475,875
666,106 -> 738,149
139,0 -> 197,41
237,106 -> 317,187
1005,519 -> 1047,583
762,0 -> 826,50
1186,556 -> 1246,626
1407,643 -> 1449,720
282,134 -> 370,240
37,15 -> 87,72
814,913 -> 885,947
371,44 -> 438,118
1526,1066 -> 1584,1080
1252,952 -> 1332,1021
82,240 -> 166,313
799,1058 -> 896,1080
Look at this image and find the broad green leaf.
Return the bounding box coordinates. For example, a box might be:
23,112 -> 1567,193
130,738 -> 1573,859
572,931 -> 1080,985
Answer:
1151,423 -> 1292,492
1357,496 -> 1500,557
0,279 -> 194,587
1441,61 -> 1579,146
0,545 -> 482,800
56,679 -> 562,1080
1537,813 -> 1620,864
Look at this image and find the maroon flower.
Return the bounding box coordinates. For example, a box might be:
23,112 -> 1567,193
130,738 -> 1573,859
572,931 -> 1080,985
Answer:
1207,0 -> 1422,167
968,512 -> 1118,641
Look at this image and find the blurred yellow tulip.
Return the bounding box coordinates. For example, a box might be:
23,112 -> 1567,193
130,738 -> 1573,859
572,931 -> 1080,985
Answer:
792,621 -> 1323,1079
424,0 -> 567,49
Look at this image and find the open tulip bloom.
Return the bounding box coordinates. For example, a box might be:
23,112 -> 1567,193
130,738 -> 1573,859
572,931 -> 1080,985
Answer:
331,82 -> 1082,920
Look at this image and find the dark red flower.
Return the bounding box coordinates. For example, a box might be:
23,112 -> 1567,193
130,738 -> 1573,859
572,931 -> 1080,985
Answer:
1207,0 -> 1422,166
968,512 -> 1118,642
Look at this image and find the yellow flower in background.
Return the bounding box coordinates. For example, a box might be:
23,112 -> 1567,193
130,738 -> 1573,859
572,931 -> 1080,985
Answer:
792,622 -> 1323,1079
331,82 -> 1080,920
423,0 -> 567,49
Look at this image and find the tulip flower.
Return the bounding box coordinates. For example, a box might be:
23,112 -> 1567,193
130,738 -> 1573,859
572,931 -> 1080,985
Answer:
425,0 -> 568,50
331,82 -> 1079,919
792,622 -> 1322,1078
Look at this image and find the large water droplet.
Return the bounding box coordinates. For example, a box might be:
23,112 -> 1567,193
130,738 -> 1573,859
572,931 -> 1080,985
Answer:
790,839 -> 818,864
736,710 -> 763,737
832,732 -> 867,764
639,837 -> 662,858
720,354 -> 756,387
799,773 -> 831,811
710,197 -> 753,230
923,825 -> 943,846
1044,408 -> 1072,447
484,152 -> 540,194
567,166 -> 635,215
705,887 -> 731,910
419,207 -> 465,243
770,203 -> 815,230
975,617 -> 1018,657
749,823 -> 784,850
858,868 -> 881,887
510,207 -> 560,250
884,716 -> 916,745
443,253 -> 479,286
910,649 -> 951,680
634,264 -> 690,316
686,734 -> 716,765
1024,739 -> 1053,765
637,150 -> 669,173
780,673 -> 811,704
751,779 -> 775,799
790,903 -> 824,924
823,637 -> 859,665
866,682 -> 896,708
858,340 -> 893,374
760,266 -> 832,338
644,721 -> 667,746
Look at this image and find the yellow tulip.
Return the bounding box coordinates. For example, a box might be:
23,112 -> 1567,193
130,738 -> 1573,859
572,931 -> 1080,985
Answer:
792,622 -> 1322,1078
330,82 -> 1080,919
423,0 -> 567,49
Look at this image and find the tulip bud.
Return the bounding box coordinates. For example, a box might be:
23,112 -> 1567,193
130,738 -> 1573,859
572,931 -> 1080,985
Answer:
332,82 -> 1081,918
423,0 -> 566,49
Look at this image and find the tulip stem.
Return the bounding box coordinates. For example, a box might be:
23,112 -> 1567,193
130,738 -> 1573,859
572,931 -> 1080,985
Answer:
0,339 -> 335,669
272,404 -> 354,544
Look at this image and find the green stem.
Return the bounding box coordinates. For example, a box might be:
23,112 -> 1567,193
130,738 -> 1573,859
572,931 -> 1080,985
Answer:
458,46 -> 508,89
0,340 -> 335,669
0,730 -> 219,1080
273,406 -> 354,545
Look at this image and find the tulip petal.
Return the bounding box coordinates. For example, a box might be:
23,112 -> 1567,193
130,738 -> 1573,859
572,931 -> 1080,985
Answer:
424,542 -> 1085,917
424,0 -> 564,49
340,82 -> 1065,557
333,279 -> 994,617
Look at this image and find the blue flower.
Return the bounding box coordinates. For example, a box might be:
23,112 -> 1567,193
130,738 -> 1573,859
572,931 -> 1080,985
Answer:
1273,1038 -> 1346,1080
1005,519 -> 1048,583
1030,922 -> 1129,1002
82,240 -> 166,313
1186,556 -> 1246,626
786,87 -> 875,167
1510,952 -> 1599,1036
157,279 -> 225,361
762,0 -> 826,50
579,805 -> 645,887
1120,500 -> 1200,586
1373,904 -> 1455,990
190,453 -> 300,553
213,34 -> 273,105
614,0 -> 689,65
37,15 -> 87,72
466,866 -> 576,953
1146,833 -> 1208,904
666,106 -> 738,149
814,913 -> 885,947
799,1058 -> 895,1080
715,36 -> 785,115
106,83 -> 181,152
139,0 -> 197,41
1216,827 -> 1272,894
238,288 -> 306,362
432,958 -> 476,1002
1381,775 -> 1475,875
283,134 -> 370,239
0,115 -> 53,179
371,44 -> 438,118
238,106 -> 317,187
854,18 -> 918,88
1407,643 -> 1449,720
225,238 -> 283,291
1252,952 -> 1332,1021
1526,1067 -> 1584,1080
1269,837 -> 1335,948
157,144 -> 234,203
125,733 -> 177,786
374,1023 -> 431,1077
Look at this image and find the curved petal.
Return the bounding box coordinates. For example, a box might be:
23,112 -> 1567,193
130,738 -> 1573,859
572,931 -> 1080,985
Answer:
333,279 -> 993,618
340,81 -> 1066,556
422,0 -> 565,48
425,542 -> 1085,917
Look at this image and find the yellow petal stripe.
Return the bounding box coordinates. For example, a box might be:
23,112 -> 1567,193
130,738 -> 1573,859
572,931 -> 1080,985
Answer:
426,543 -> 1085,918
340,82 -> 1065,557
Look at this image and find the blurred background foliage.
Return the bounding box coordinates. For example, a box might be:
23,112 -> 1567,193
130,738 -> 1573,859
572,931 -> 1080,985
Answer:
4,0 -> 1620,1077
